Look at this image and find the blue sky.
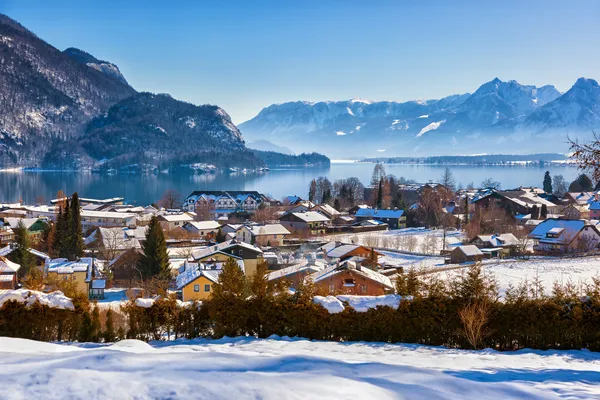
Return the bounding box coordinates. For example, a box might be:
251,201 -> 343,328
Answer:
2,0 -> 599,123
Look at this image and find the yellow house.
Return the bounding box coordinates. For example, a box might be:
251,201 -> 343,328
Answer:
176,263 -> 228,301
45,258 -> 93,296
45,257 -> 105,299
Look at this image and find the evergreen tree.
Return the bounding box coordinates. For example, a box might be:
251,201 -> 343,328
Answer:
308,179 -> 317,203
322,187 -> 332,204
213,256 -> 247,298
91,305 -> 101,342
463,196 -> 470,225
334,198 -> 341,211
376,178 -> 383,208
543,171 -> 553,193
78,311 -> 93,342
11,220 -> 35,277
396,268 -> 421,296
215,227 -> 226,243
68,192 -> 84,260
568,174 -> 594,192
103,309 -> 115,342
56,198 -> 71,259
540,204 -> 548,219
531,205 -> 539,219
137,216 -> 170,279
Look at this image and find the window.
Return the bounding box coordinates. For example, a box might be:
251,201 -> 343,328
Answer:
194,284 -> 200,292
361,285 -> 368,294
343,278 -> 356,287
204,284 -> 211,292
329,284 -> 335,294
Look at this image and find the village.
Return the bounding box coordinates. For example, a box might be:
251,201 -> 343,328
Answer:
1,165 -> 599,306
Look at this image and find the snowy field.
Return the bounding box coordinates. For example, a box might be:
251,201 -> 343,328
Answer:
325,227 -> 465,254
1,336 -> 599,399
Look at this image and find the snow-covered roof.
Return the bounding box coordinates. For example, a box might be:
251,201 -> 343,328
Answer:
0,256 -> 20,273
266,263 -> 324,281
159,213 -> 194,223
308,261 -> 393,289
190,240 -> 263,260
243,224 -> 291,236
327,244 -> 361,259
528,219 -> 590,244
475,233 -> 519,247
175,264 -> 224,289
185,221 -> 221,231
312,204 -> 340,217
290,211 -> 330,223
3,217 -> 44,230
455,245 -> 483,257
355,208 -> 404,219
81,210 -> 135,219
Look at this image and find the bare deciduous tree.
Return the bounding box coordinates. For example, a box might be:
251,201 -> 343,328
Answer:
158,189 -> 182,210
459,302 -> 492,349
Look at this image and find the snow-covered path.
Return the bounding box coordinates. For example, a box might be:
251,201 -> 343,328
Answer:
1,336 -> 599,399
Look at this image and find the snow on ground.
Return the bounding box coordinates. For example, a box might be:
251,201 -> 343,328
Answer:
478,257 -> 600,296
0,336 -> 599,399
325,227 -> 464,255
417,120 -> 445,137
314,294 -> 405,313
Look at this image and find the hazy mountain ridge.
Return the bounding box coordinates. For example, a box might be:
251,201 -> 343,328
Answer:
0,14 -> 271,170
0,14 -> 136,166
239,78 -> 598,158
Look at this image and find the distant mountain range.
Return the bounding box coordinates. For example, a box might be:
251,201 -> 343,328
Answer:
0,14 -> 301,171
239,77 -> 600,158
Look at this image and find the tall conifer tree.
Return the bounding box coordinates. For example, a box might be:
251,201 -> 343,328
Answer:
11,220 -> 35,277
68,192 -> 84,260
137,216 -> 170,279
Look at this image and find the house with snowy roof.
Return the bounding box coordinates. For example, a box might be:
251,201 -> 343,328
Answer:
182,191 -> 267,217
471,189 -> 558,216
565,191 -> 594,205
183,220 -> 221,239
0,244 -> 49,267
176,263 -> 225,301
589,201 -> 600,219
320,242 -> 381,262
190,240 -> 262,276
45,257 -> 105,299
85,226 -> 146,260
354,207 -> 405,229
310,204 -> 341,220
470,233 -> 520,257
2,217 -> 48,239
306,260 -> 394,296
528,219 -> 600,254
449,245 -> 484,264
157,212 -> 195,231
236,223 -> 291,247
0,256 -> 20,289
266,262 -> 325,287
279,211 -> 330,235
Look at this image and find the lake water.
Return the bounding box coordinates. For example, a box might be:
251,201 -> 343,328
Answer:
0,163 -> 581,205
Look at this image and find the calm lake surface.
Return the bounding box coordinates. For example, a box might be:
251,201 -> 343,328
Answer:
0,163 -> 580,205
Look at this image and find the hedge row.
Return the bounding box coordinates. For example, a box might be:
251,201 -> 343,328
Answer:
2,263 -> 600,351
